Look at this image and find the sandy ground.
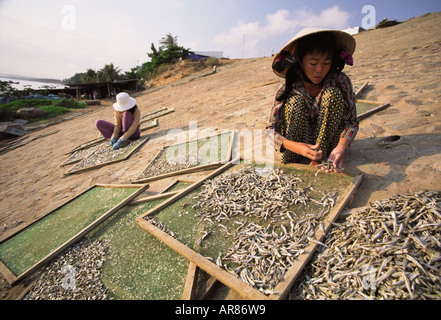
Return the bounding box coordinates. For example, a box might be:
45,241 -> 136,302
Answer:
1,12 -> 441,299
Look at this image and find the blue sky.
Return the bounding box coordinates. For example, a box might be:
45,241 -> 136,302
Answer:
1,0 -> 440,79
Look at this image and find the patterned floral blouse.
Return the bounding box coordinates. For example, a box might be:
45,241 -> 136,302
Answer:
266,71 -> 359,152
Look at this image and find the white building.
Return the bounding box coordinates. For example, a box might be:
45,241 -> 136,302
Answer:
341,26 -> 365,35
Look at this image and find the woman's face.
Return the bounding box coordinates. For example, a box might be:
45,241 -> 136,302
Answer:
300,50 -> 332,84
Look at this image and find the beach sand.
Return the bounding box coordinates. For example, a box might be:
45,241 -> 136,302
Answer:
1,11 -> 440,299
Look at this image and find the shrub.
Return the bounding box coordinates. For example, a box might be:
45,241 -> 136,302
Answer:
39,105 -> 70,119
156,63 -> 173,75
52,97 -> 86,109
0,98 -> 86,122
2,99 -> 52,111
205,57 -> 219,68
0,99 -> 53,121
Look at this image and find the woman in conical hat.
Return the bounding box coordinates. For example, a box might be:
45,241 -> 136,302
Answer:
95,92 -> 141,150
266,28 -> 358,172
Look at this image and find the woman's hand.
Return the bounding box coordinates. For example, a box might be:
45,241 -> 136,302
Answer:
327,147 -> 345,173
282,140 -> 323,161
327,138 -> 351,173
110,137 -> 117,146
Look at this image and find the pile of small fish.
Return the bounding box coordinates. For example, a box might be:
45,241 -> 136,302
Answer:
194,166 -> 311,221
70,140 -> 141,172
63,147 -> 95,166
315,159 -> 336,175
293,190 -> 441,300
25,239 -> 110,300
192,166 -> 339,293
138,149 -> 198,179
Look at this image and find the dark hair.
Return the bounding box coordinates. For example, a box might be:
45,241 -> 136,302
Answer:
127,105 -> 138,114
276,32 -> 345,101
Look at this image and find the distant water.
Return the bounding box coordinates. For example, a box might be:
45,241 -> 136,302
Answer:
0,77 -> 65,91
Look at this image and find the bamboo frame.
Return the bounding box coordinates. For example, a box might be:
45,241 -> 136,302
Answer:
64,137 -> 149,176
65,119 -> 158,156
140,108 -> 174,124
356,99 -> 391,121
66,136 -> 105,155
135,161 -> 363,300
0,183 -> 149,285
354,81 -> 369,98
132,131 -> 236,184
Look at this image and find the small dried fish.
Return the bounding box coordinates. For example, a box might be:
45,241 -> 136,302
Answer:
292,190 -> 441,300
24,239 -> 110,300
191,166 -> 340,293
70,139 -> 143,172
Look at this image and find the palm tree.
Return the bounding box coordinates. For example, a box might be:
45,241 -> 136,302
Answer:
159,33 -> 178,49
97,63 -> 121,98
84,68 -> 98,83
98,63 -> 121,82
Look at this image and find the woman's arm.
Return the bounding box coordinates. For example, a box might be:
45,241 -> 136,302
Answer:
282,140 -> 323,161
120,108 -> 141,141
112,111 -> 122,139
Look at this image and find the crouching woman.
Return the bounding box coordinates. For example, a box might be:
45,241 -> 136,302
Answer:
266,28 -> 359,173
96,92 -> 141,150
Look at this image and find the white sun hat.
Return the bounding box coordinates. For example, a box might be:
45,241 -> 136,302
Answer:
272,28 -> 356,78
113,92 -> 136,111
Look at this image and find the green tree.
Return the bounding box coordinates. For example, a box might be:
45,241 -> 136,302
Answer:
98,63 -> 121,82
63,72 -> 86,84
84,68 -> 98,83
0,81 -> 18,98
122,67 -> 140,80
139,34 -> 193,81
159,33 -> 178,49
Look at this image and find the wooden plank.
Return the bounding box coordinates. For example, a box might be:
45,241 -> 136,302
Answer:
95,183 -> 146,188
66,136 -> 105,155
357,100 -> 391,121
181,262 -> 200,300
129,191 -> 179,206
9,184 -> 149,285
133,162 -> 223,184
0,260 -> 16,285
354,81 -> 369,98
140,108 -> 174,124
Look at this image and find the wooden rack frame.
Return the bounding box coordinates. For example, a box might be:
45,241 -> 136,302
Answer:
135,161 -> 363,300
64,137 -> 149,175
0,184 -> 149,285
354,81 -> 369,98
133,131 -> 236,184
356,99 -> 391,121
